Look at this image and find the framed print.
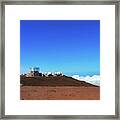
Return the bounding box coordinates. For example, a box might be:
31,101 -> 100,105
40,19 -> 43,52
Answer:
0,0 -> 119,119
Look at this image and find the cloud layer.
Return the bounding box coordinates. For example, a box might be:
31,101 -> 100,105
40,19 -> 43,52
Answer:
72,75 -> 100,86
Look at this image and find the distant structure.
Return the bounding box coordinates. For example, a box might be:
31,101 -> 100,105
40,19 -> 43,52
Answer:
25,67 -> 63,77
26,67 -> 42,77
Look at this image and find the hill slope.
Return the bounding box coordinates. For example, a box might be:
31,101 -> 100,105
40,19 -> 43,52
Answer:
20,76 -> 98,87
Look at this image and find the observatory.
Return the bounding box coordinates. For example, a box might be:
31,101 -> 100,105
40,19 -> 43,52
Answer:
26,67 -> 42,77
25,67 -> 63,77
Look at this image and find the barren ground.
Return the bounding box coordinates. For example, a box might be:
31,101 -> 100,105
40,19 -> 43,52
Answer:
20,86 -> 100,100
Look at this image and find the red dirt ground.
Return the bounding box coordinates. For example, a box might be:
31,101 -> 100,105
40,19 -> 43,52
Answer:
20,86 -> 100,100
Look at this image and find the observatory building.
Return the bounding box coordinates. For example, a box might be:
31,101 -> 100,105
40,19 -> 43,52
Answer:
26,67 -> 42,77
25,67 -> 63,77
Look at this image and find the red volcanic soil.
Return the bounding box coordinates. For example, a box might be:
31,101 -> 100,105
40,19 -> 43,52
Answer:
20,76 -> 100,100
21,86 -> 100,100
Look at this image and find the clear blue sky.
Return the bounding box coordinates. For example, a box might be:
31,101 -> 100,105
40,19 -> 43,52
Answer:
20,20 -> 100,76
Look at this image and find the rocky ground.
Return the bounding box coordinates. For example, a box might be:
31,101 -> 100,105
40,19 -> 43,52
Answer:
20,76 -> 100,100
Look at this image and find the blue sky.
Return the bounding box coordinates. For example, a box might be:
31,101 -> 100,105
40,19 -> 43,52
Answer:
20,20 -> 100,76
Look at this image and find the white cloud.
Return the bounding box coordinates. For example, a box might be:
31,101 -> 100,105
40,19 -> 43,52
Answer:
72,75 -> 100,86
